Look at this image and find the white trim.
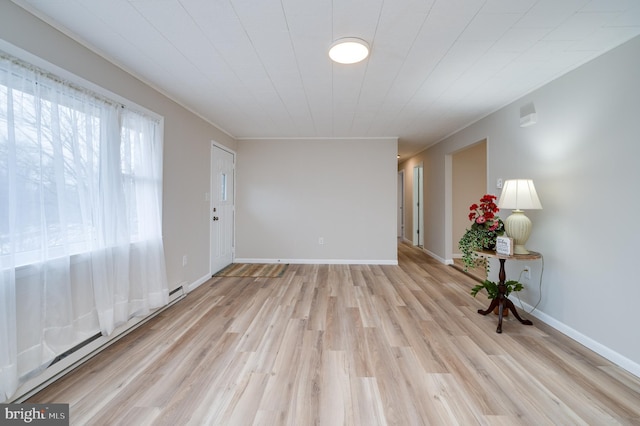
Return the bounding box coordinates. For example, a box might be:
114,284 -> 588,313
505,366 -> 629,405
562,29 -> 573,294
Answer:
397,170 -> 405,239
236,136 -> 398,141
0,40 -> 162,122
4,5 -> 235,139
513,300 -> 640,379
421,248 -> 454,265
412,163 -> 424,247
233,258 -> 398,265
10,287 -> 186,403
209,141 -> 237,277
11,268 -> 220,402
444,153 -> 453,261
447,262 -> 640,378
186,274 -> 213,293
211,140 -> 236,155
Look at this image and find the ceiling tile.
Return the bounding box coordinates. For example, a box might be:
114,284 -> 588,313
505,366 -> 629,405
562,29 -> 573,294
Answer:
13,0 -> 640,156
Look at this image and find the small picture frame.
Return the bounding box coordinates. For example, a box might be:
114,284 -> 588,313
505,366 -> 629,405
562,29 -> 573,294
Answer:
496,236 -> 513,255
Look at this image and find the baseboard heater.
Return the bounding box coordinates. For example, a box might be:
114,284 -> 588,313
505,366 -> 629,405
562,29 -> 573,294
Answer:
11,285 -> 186,403
48,333 -> 103,368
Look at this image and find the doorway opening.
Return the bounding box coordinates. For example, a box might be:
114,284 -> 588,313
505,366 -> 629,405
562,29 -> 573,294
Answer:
450,139 -> 487,268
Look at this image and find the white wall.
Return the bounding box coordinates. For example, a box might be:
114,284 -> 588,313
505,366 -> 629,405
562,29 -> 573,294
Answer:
6,0 -> 639,382
236,138 -> 398,264
415,35 -> 640,376
0,1 -> 237,292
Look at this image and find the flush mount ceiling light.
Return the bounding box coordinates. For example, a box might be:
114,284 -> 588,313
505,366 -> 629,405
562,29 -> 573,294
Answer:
329,38 -> 370,64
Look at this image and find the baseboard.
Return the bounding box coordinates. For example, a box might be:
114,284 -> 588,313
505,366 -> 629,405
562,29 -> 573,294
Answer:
233,258 -> 398,265
186,273 -> 213,292
10,287 -> 186,403
513,299 -> 640,379
420,247 -> 453,265
448,256 -> 640,379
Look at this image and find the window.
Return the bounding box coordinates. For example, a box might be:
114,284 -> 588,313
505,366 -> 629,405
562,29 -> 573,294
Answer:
0,64 -> 164,264
0,72 -> 101,263
221,172 -> 228,201
0,51 -> 169,403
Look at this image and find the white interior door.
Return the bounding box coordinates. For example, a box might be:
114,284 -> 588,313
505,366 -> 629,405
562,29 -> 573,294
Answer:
413,164 -> 424,247
211,143 -> 235,274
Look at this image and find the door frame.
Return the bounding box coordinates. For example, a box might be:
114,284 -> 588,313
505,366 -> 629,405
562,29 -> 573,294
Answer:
398,170 -> 405,240
210,141 -> 236,275
413,163 -> 424,247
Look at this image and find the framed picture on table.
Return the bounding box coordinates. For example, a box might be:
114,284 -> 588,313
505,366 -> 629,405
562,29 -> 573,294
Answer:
496,236 -> 513,256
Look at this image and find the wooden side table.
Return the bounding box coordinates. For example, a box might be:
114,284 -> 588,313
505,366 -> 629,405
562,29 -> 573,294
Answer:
476,250 -> 541,333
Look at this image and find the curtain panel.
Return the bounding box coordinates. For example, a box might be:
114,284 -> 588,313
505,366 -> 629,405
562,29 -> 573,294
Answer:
0,53 -> 169,402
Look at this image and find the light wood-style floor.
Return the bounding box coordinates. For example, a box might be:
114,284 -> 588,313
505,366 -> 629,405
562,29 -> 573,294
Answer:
30,243 -> 640,425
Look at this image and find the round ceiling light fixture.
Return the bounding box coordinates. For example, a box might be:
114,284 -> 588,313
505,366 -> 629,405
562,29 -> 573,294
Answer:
329,38 -> 370,64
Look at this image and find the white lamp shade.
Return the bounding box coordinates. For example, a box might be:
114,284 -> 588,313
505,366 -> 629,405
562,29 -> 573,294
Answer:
498,179 -> 542,210
498,179 -> 541,254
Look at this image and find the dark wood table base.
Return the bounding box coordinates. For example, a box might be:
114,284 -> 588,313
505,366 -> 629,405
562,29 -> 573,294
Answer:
477,257 -> 534,333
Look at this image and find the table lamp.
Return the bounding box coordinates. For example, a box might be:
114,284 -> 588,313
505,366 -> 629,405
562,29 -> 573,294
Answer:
497,179 -> 542,254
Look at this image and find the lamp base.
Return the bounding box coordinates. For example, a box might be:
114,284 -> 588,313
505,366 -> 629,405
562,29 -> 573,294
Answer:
512,244 -> 530,255
504,210 -> 532,255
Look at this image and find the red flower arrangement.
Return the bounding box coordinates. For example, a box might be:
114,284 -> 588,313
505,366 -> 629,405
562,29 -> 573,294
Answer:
468,194 -> 502,232
459,194 -> 505,270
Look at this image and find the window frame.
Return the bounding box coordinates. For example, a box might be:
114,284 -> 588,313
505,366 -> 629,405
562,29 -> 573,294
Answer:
0,44 -> 164,268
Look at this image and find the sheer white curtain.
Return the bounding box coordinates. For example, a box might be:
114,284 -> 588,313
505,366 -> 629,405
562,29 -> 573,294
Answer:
0,54 -> 168,402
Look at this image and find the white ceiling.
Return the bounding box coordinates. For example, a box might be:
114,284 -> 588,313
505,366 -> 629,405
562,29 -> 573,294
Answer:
14,0 -> 640,157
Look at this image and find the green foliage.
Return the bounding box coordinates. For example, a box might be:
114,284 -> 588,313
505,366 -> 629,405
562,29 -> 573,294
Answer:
470,279 -> 523,299
458,219 -> 504,271
459,194 -> 505,272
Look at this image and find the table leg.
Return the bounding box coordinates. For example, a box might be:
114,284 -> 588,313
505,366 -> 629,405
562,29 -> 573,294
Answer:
477,258 -> 533,333
504,297 -> 533,326
477,298 -> 498,316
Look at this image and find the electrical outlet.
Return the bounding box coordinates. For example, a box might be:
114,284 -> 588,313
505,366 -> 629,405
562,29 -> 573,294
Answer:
523,265 -> 531,280
318,237 -> 324,245
182,255 -> 188,267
